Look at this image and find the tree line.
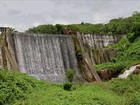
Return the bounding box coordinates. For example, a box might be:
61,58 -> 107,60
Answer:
26,11 -> 140,42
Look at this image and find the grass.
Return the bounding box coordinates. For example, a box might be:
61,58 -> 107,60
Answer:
0,68 -> 140,105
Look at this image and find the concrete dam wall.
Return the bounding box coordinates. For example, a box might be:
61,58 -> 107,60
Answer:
81,33 -> 125,48
77,33 -> 125,65
7,33 -> 83,83
4,33 -> 123,82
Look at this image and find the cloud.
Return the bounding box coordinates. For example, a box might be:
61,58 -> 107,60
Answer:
0,2 -> 7,7
33,22 -> 41,27
14,24 -> 29,32
7,9 -> 22,15
0,24 -> 14,28
0,0 -> 140,32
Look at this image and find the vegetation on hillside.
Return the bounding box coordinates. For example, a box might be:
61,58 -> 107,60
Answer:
26,11 -> 140,35
94,12 -> 140,71
95,36 -> 140,71
0,68 -> 140,105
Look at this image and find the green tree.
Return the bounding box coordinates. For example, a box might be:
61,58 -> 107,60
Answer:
26,24 -> 57,34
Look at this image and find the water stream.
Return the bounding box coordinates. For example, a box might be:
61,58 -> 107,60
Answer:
119,64 -> 140,78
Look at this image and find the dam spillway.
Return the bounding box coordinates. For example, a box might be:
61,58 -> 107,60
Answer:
8,33 -> 83,83
5,32 -> 124,82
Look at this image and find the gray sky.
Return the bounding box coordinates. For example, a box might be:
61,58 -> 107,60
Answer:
0,0 -> 140,32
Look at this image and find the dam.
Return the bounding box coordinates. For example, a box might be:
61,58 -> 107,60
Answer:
7,33 -> 83,82
0,28 -> 123,82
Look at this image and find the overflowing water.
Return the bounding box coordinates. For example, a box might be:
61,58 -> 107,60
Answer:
8,33 -> 83,83
119,64 -> 140,79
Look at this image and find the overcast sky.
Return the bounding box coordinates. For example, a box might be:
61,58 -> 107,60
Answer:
0,0 -> 140,32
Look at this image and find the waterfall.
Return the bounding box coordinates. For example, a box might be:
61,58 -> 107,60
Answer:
8,33 -> 83,83
119,64 -> 140,79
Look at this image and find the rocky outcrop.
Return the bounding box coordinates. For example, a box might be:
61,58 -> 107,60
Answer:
97,69 -> 113,81
97,68 -> 122,81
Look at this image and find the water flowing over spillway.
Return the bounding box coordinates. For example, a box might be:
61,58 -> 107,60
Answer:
8,33 -> 83,83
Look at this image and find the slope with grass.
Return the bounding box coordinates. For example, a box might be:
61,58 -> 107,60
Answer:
0,68 -> 140,105
95,37 -> 140,71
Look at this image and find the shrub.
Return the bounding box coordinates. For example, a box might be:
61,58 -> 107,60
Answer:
127,32 -> 135,43
127,25 -> 140,43
63,82 -> 73,91
66,69 -> 75,83
0,68 -> 37,104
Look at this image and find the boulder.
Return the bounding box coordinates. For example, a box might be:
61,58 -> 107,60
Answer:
97,68 -> 113,81
133,66 -> 140,74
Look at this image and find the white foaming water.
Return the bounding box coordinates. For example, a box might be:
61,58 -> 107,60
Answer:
119,64 -> 140,79
8,33 -> 83,83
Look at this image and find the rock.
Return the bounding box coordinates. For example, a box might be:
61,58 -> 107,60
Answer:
136,65 -> 140,69
98,68 -> 122,81
133,68 -> 140,74
98,68 -> 113,81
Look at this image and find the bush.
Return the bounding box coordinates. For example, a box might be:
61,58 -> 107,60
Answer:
127,32 -> 135,43
63,82 -> 73,91
127,25 -> 140,43
0,68 -> 37,104
107,38 -> 130,51
66,69 -> 75,83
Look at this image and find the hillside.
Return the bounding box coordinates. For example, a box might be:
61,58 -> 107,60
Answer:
95,37 -> 140,71
0,68 -> 140,105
